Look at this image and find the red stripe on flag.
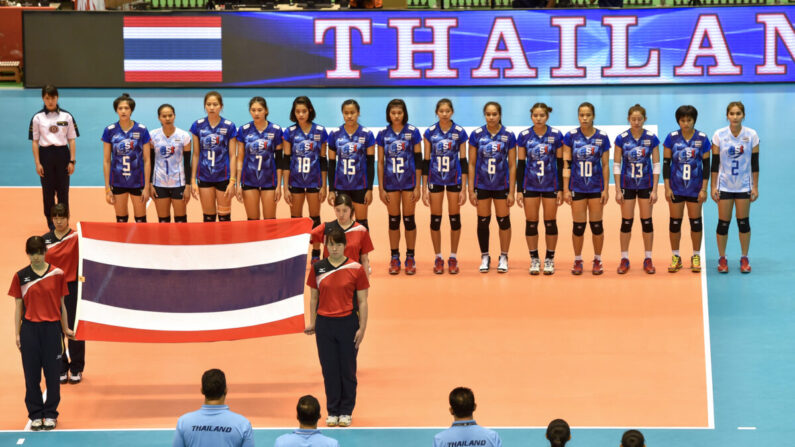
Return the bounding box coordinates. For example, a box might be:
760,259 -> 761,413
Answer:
125,71 -> 222,83
76,315 -> 305,343
123,16 -> 221,28
79,218 -> 314,245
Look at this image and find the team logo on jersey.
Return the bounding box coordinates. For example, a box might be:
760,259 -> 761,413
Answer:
440,141 -> 451,151
391,141 -> 407,152
578,146 -> 596,157
728,145 -> 745,158
488,142 -> 501,153
626,147 -> 646,162
49,125 -> 59,133
205,135 -> 221,147
160,145 -> 176,157
116,140 -> 133,154
342,143 -> 359,156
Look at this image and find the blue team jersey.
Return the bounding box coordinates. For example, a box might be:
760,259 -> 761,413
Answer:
433,421 -> 502,447
283,123 -> 328,189
614,129 -> 660,190
236,121 -> 283,188
274,429 -> 339,447
563,128 -> 611,194
190,117 -> 237,183
664,129 -> 711,197
328,125 -> 375,191
376,124 -> 422,190
101,121 -> 151,189
469,125 -> 516,191
424,122 -> 468,187
712,126 -> 759,193
517,126 -> 563,192
173,405 -> 254,447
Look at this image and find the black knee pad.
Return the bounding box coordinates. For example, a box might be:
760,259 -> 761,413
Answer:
544,219 -> 558,236
525,220 -> 539,237
717,219 -> 730,235
247,218 -> 258,221
218,214 -> 231,222
158,216 -> 171,223
589,220 -> 604,235
430,214 -> 442,231
134,216 -> 147,223
669,218 -> 682,233
736,217 -> 750,234
203,213 -> 217,222
174,215 -> 188,223
689,217 -> 702,233
116,215 -> 129,223
478,215 -> 492,230
449,214 -> 461,231
497,216 -> 511,230
620,218 -> 634,233
641,218 -> 653,233
389,215 -> 401,231
573,221 -> 586,237
356,219 -> 369,230
403,215 -> 416,231
310,215 -> 321,228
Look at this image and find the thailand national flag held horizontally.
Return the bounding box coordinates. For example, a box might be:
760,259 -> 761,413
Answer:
123,16 -> 222,83
75,219 -> 311,343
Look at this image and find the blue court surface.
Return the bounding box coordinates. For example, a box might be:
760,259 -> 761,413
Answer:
0,84 -> 793,446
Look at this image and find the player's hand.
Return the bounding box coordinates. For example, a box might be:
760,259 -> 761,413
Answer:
16,334 -> 21,350
422,187 -> 430,206
150,184 -> 158,199
601,190 -> 609,205
304,324 -> 315,335
364,190 -> 373,205
67,163 -> 75,175
225,182 -> 235,199
183,186 -> 192,205
665,188 -> 674,203
556,191 -> 564,206
36,163 -> 44,177
191,183 -> 200,200
458,189 -> 467,206
614,188 -> 624,205
650,189 -> 658,205
697,189 -> 707,204
354,328 -> 365,350
235,186 -> 243,203
413,186 -> 422,203
63,328 -> 75,340
141,187 -> 150,204
563,190 -> 572,205
711,187 -> 720,203
283,187 -> 293,206
516,193 -> 524,208
319,186 -> 328,203
105,189 -> 115,205
274,186 -> 282,203
327,191 -> 336,206
750,186 -> 759,202
379,189 -> 389,205
507,192 -> 515,208
469,188 -> 477,206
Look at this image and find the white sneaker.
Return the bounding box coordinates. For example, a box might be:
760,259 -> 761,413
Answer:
326,415 -> 339,427
42,418 -> 57,430
30,419 -> 43,431
69,371 -> 82,384
479,255 -> 490,273
529,258 -> 541,275
497,255 -> 508,273
543,258 -> 555,275
337,415 -> 352,427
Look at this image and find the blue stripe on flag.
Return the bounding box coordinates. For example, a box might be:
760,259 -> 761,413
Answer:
81,256 -> 306,313
123,39 -> 221,61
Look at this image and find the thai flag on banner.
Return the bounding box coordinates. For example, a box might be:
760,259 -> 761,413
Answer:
123,16 -> 222,83
74,219 -> 311,343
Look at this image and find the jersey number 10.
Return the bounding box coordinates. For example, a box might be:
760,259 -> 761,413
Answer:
579,161 -> 593,177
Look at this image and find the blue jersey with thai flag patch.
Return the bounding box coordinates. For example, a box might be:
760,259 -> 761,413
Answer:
376,124 -> 422,190
328,125 -> 374,191
101,121 -> 151,189
614,129 -> 659,190
283,123 -> 327,189
236,121 -> 282,188
190,117 -> 236,183
424,122 -> 467,187
469,125 -> 516,191
563,128 -> 611,194
517,126 -> 563,192
664,129 -> 711,197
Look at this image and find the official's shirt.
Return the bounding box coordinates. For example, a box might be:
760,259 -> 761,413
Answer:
150,127 -> 191,188
328,125 -> 374,191
424,122 -> 468,187
173,404 -> 254,447
29,106 -> 79,146
433,420 -> 502,447
712,126 -> 759,193
469,125 -> 516,191
517,126 -> 563,192
614,129 -> 659,190
284,123 -> 328,189
274,429 -> 339,447
310,221 -> 374,262
236,121 -> 283,188
8,264 -> 68,323
307,258 -> 370,318
376,124 -> 422,191
664,129 -> 711,197
190,117 -> 237,183
563,128 -> 611,194
42,229 -> 79,282
101,121 -> 151,189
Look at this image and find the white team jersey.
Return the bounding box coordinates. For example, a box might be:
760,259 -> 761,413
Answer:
150,127 -> 191,188
712,126 -> 759,193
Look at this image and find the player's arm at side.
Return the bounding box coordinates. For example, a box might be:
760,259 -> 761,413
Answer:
377,143 -> 387,204
191,135 -> 201,199
561,143 -> 572,203
354,287 -> 369,350
751,142 -> 759,201
662,146 -> 673,201
14,298 -> 23,349
467,141 -> 476,205
507,144 -> 517,207
710,142 -> 720,202
103,142 -> 114,204
651,143 -> 661,203
600,149 -> 610,204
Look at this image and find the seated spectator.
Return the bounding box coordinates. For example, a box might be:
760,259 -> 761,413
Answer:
433,387 -> 502,447
274,395 -> 339,447
173,369 -> 254,447
546,419 -> 571,447
593,0 -> 623,6
622,430 -> 645,447
512,0 -> 554,7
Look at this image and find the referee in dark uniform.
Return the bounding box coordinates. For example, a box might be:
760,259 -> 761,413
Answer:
29,85 -> 78,230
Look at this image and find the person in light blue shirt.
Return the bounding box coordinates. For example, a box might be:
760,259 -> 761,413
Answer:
173,369 -> 254,447
433,387 -> 501,447
274,395 -> 339,447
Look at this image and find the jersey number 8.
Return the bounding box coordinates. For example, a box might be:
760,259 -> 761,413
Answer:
682,164 -> 691,181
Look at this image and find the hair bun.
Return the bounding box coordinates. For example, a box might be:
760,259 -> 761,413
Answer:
121,93 -> 130,98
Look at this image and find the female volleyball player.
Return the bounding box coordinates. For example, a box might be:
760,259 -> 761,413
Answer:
422,98 -> 468,274
235,97 -> 283,220
305,226 -> 369,428
150,104 -> 192,223
562,102 -> 611,275
613,104 -> 660,274
327,100 -> 375,230
711,101 -> 759,273
102,93 -> 151,223
310,193 -> 373,276
190,91 -> 237,222
663,105 -> 711,273
516,103 -> 564,275
546,419 -> 571,447
468,101 -> 517,273
376,99 -> 422,275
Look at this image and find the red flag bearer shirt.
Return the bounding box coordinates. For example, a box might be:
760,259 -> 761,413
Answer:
8,265 -> 68,322
310,221 -> 374,262
307,258 -> 369,318
43,229 -> 79,282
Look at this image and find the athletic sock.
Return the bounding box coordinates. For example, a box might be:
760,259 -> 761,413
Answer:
546,250 -> 555,260
594,254 -> 602,261
529,250 -> 539,260
621,251 -> 629,259
449,253 -> 456,259
391,249 -> 399,257
436,253 -> 443,259
645,251 -> 652,259
673,249 -> 680,256
575,255 -> 583,261
406,249 -> 415,257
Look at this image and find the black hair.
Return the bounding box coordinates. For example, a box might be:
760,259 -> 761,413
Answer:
296,395 -> 321,425
341,99 -> 360,113
531,102 -> 553,116
386,99 -> 409,125
436,98 -> 454,113
249,96 -> 268,119
50,203 -> 69,219
41,84 -> 58,98
26,236 -> 47,255
675,105 -> 698,124
157,104 -> 175,116
204,91 -> 223,107
290,96 -> 316,123
334,193 -> 354,210
326,227 -> 347,246
546,419 -> 571,447
621,429 -> 645,447
201,369 -> 226,400
449,387 -> 475,419
113,93 -> 135,112
628,103 -> 647,119
483,101 -> 502,124
578,102 -> 595,116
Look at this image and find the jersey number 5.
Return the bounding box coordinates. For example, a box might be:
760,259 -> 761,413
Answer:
122,155 -> 131,173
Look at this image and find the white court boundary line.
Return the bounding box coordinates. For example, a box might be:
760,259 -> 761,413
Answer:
2,425 -> 717,433
702,233 -> 716,429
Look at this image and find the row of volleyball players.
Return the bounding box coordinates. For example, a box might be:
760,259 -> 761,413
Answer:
102,93 -> 758,275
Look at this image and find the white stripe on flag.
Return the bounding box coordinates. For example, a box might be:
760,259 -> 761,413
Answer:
123,60 -> 222,72
80,295 -> 304,331
81,233 -> 309,270
123,27 -> 222,39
